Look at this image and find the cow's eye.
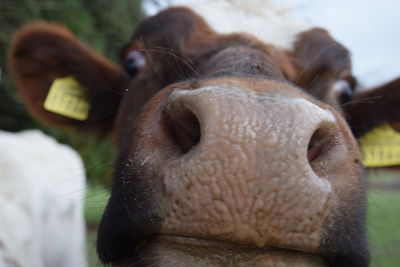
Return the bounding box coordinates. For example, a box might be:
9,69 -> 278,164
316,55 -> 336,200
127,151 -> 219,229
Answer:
123,50 -> 146,77
340,85 -> 353,104
333,80 -> 354,105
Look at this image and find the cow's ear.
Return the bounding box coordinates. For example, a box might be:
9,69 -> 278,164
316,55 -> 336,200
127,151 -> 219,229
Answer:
290,28 -> 354,108
342,77 -> 400,138
8,22 -> 128,132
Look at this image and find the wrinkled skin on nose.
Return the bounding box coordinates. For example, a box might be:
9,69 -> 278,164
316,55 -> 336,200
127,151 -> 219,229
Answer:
163,85 -> 335,250
118,78 -> 363,257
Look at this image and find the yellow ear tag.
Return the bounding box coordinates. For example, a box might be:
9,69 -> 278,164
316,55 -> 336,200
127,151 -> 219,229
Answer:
44,76 -> 90,121
360,124 -> 400,167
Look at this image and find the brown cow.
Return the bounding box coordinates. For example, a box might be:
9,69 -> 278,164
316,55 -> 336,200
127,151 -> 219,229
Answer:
8,5 -> 400,267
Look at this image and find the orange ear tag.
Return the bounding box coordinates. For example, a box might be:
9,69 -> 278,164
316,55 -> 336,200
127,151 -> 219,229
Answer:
44,76 -> 90,121
360,124 -> 400,167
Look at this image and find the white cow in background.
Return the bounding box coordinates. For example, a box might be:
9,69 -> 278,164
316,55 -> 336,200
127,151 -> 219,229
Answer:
0,130 -> 86,267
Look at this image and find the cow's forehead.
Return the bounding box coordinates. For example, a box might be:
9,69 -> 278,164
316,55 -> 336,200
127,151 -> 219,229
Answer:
117,2 -> 357,140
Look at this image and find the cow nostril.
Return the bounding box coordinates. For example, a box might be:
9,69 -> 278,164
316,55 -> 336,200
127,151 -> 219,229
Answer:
307,130 -> 324,163
307,126 -> 335,170
164,105 -> 201,154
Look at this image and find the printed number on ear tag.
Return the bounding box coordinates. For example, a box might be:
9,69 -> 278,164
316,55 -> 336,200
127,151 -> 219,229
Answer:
360,124 -> 400,167
44,76 -> 90,121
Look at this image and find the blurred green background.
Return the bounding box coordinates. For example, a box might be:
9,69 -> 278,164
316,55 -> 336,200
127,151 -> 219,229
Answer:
0,0 -> 143,184
1,1 -> 400,266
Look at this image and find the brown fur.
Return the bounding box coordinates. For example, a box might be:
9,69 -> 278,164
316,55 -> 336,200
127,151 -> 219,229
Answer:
343,77 -> 400,137
115,8 -> 299,139
290,28 -> 355,111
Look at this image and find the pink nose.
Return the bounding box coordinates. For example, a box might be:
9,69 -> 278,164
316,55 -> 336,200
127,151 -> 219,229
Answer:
156,81 -> 353,251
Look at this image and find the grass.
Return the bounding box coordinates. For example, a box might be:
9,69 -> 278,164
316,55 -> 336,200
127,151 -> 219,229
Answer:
83,174 -> 400,267
84,184 -> 110,267
87,229 -> 102,267
85,184 -> 110,225
368,169 -> 400,184
368,190 -> 400,267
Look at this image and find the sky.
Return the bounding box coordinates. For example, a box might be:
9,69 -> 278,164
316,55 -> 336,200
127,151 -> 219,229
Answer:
144,0 -> 400,88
